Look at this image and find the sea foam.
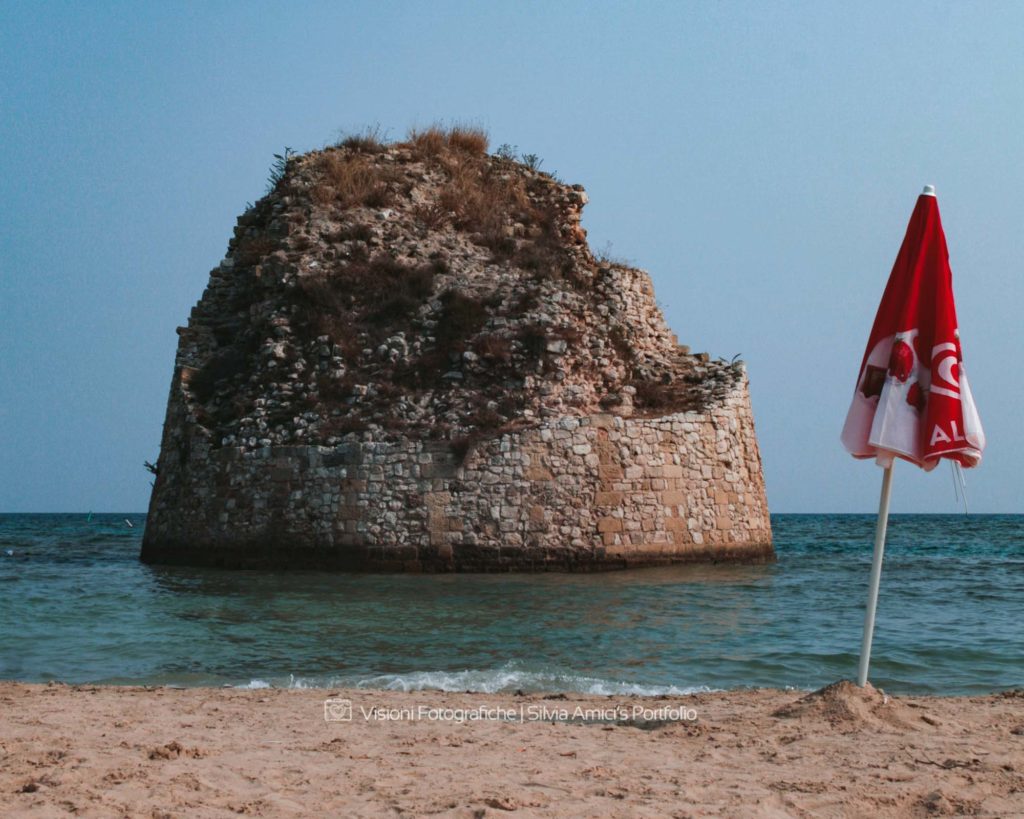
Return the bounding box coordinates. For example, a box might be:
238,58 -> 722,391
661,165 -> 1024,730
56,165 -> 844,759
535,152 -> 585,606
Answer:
241,662 -> 711,695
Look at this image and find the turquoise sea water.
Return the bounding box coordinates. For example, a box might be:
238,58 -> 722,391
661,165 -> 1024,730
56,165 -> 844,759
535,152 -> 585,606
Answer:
0,514 -> 1020,695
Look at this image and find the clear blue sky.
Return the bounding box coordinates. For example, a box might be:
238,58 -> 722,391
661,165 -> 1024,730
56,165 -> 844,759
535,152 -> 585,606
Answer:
2,1 -> 1022,513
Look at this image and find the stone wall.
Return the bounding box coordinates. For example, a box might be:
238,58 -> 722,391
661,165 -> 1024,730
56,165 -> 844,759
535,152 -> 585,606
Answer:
141,137 -> 774,570
142,369 -> 771,570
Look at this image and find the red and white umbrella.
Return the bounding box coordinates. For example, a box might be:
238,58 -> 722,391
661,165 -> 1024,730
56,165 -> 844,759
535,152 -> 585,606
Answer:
841,185 -> 984,686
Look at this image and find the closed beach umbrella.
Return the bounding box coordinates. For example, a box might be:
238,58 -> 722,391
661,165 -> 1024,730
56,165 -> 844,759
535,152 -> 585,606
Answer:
841,185 -> 984,686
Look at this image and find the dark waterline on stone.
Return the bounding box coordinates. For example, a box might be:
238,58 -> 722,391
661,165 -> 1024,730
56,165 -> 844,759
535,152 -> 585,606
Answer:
1,513 -> 1021,694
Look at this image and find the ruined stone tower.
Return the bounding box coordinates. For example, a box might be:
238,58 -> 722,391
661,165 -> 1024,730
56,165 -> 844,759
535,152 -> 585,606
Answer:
142,128 -> 772,570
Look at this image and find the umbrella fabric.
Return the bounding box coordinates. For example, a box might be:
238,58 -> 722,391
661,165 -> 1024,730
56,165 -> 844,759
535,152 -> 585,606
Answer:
841,191 -> 984,470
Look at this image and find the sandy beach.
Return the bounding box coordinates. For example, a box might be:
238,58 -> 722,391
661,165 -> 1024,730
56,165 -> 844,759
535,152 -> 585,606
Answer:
2,681 -> 1022,817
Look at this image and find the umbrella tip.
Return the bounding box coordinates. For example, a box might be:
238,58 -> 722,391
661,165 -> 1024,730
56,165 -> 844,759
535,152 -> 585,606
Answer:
921,184 -> 936,197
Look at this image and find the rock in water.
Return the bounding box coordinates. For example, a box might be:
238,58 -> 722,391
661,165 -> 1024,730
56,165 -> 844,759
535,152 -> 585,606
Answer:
141,131 -> 772,570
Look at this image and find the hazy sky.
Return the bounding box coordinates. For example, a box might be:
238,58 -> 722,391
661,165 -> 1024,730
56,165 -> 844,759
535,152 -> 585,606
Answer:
2,1 -> 1022,513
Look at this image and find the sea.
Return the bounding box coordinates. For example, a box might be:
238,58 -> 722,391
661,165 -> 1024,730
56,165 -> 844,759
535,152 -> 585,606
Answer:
0,514 -> 1020,696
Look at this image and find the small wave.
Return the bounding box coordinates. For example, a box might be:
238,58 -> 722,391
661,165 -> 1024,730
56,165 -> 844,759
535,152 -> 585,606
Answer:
352,669 -> 709,696
240,663 -> 712,695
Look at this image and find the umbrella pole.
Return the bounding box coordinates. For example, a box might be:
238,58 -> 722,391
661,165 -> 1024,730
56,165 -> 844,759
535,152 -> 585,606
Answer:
857,463 -> 894,687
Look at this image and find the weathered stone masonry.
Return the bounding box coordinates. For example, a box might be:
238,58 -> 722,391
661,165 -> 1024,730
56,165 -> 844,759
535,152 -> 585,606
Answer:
141,134 -> 772,569
142,374 -> 769,570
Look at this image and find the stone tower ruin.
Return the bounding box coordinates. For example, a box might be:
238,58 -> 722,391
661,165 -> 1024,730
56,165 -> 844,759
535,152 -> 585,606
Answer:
142,129 -> 772,570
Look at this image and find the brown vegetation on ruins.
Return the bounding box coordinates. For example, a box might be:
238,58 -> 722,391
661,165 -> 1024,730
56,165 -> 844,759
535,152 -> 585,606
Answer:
177,125 -> 742,457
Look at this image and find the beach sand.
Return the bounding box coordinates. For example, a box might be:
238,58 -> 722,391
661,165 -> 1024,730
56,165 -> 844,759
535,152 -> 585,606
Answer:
2,681 -> 1022,817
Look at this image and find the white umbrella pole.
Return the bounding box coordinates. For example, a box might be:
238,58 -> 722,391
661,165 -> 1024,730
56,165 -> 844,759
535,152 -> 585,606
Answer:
857,463 -> 894,687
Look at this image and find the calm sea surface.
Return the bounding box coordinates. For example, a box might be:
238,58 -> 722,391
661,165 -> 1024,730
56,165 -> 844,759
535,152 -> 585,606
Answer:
0,514 -> 1020,695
